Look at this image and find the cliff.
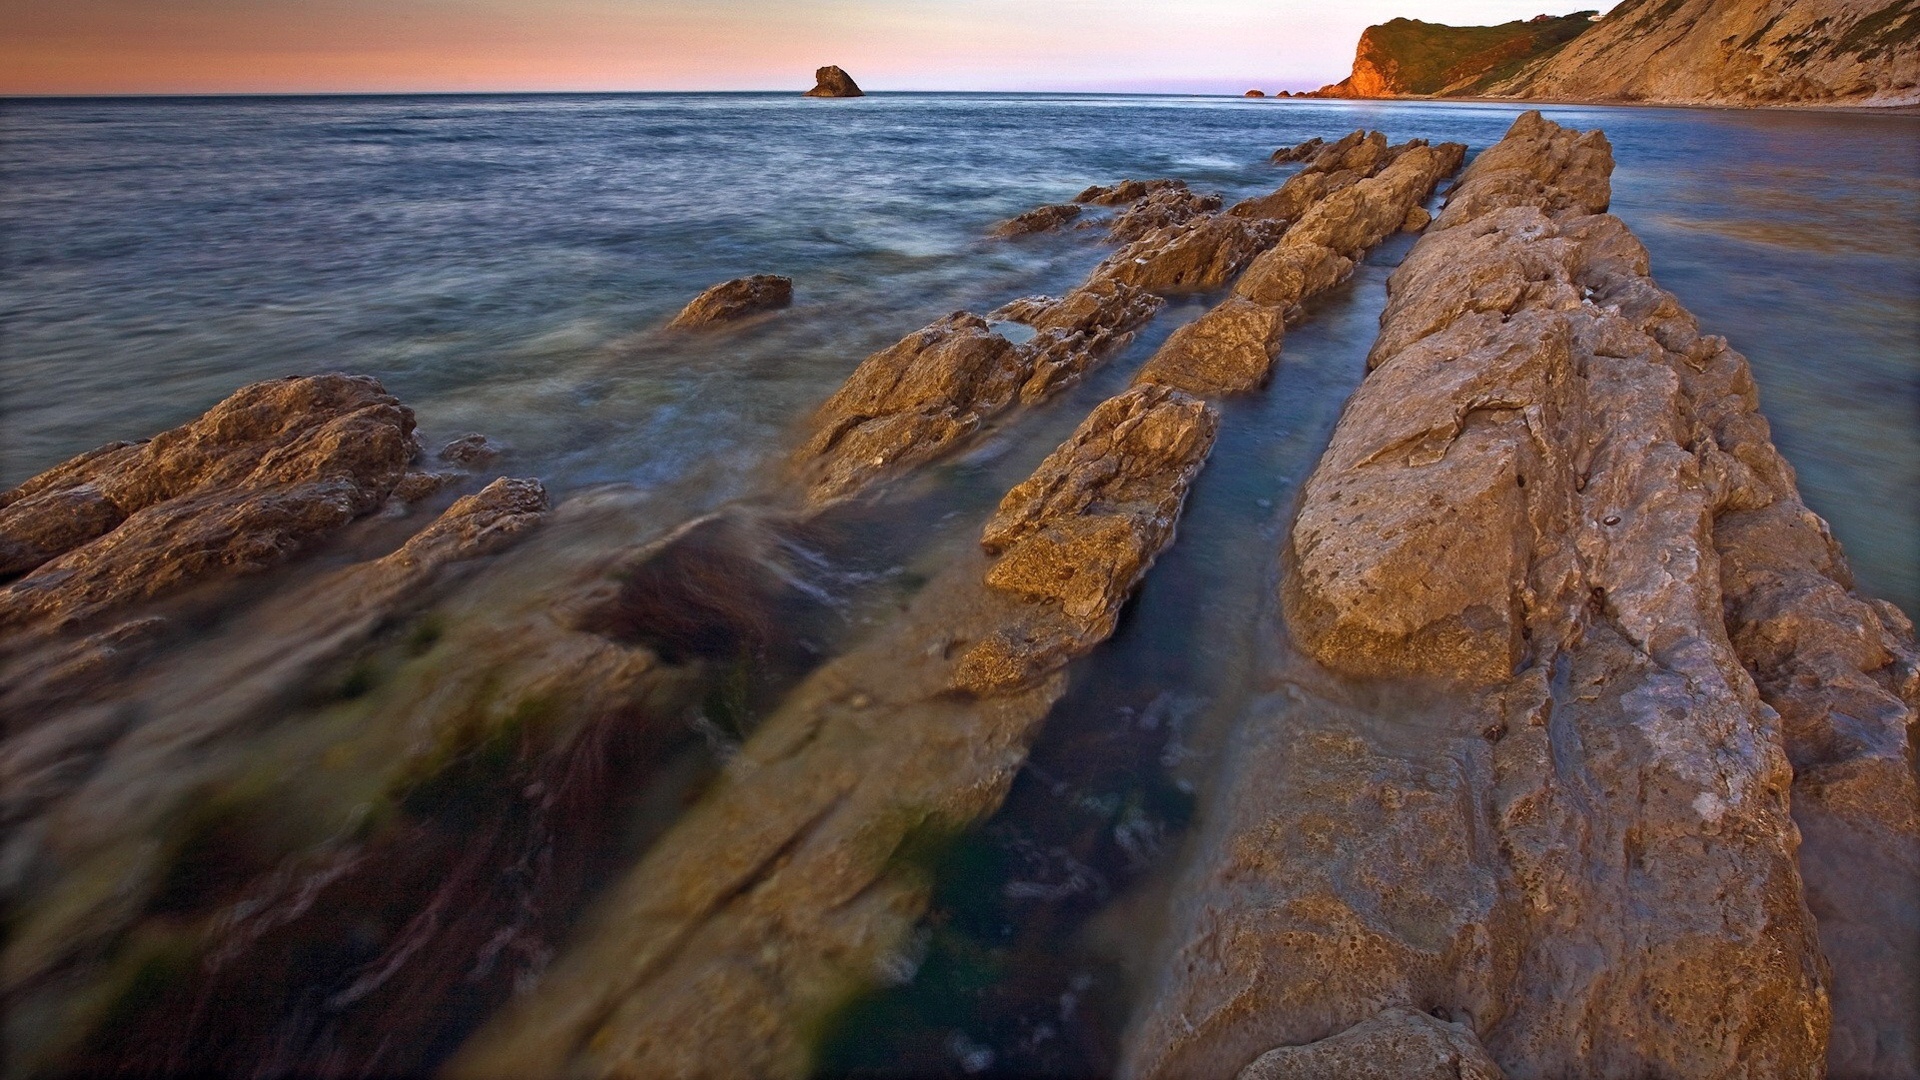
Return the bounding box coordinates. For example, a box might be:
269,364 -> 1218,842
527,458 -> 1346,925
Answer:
1316,0 -> 1920,107
1313,13 -> 1598,97
1490,0 -> 1920,106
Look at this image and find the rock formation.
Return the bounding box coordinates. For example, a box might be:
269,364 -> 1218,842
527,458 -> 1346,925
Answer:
1124,111 -> 1917,1080
1074,178 -> 1188,206
1135,134 -> 1465,396
450,382 -> 1219,1080
1490,0 -> 1920,106
1244,89 -> 1267,97
803,65 -> 864,98
1237,1008 -> 1505,1080
666,274 -> 793,328
0,374 -> 422,636
1105,185 -> 1223,243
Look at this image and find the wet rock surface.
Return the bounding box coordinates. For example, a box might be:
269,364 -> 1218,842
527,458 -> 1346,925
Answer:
1074,178 -> 1188,206
1105,186 -> 1223,243
803,64 -> 864,98
666,274 -> 794,328
0,374 -> 421,636
1127,111 -> 1915,1080
452,382 -> 1217,1080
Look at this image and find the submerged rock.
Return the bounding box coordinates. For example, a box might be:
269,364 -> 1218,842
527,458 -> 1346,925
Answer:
1127,111 -> 1913,1080
991,202 -> 1083,237
666,274 -> 794,329
0,374 -> 420,634
802,65 -> 864,98
451,382 -> 1217,1080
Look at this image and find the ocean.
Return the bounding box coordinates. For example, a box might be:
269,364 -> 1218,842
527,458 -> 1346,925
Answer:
2,92 -> 1915,1075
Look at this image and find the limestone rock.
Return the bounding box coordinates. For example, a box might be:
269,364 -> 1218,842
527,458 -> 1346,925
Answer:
1009,279 -> 1165,402
991,202 -> 1083,237
1244,89 -> 1267,97
802,65 -> 864,98
1402,205 -> 1431,231
1132,297 -> 1285,396
1095,214 -> 1287,294
958,384 -> 1217,694
1125,111 -> 1883,1080
666,274 -> 793,329
0,374 -> 420,633
1312,14 -> 1599,99
1074,178 -> 1187,206
1239,1008 -> 1506,1080
380,477 -> 549,573
1107,186 -> 1223,243
794,313 -> 1033,503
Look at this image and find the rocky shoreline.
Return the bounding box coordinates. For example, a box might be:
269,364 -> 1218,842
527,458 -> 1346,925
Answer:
1,111 -> 1912,1080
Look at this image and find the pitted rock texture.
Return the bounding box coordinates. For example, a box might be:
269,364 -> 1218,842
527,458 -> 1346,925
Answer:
666,274 -> 793,328
1095,214 -> 1287,294
992,202 -> 1083,237
793,313 -> 1034,503
958,383 -> 1217,694
1238,1007 -> 1506,1080
1127,111 -> 1911,1080
802,64 -> 864,97
998,278 -> 1166,403
0,374 -> 421,633
1131,297 -> 1285,396
1106,185 -> 1224,243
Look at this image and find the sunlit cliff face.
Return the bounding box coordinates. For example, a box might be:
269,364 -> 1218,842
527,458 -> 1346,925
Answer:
0,0 -> 1599,95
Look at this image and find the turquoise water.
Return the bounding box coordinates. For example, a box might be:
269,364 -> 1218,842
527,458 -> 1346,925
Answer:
2,93 -> 1913,612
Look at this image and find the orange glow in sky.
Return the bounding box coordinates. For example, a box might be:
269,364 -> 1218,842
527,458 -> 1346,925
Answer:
2,0 -> 1603,96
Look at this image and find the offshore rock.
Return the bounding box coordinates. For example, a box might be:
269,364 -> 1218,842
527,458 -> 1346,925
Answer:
450,384 -> 1216,1080
1107,185 -> 1223,244
959,384 -> 1218,694
0,374 -> 420,634
1126,111 -> 1911,1080
794,313 -> 1033,503
991,202 -> 1083,238
802,65 -> 864,97
1238,1008 -> 1506,1080
1074,178 -> 1188,206
666,274 -> 794,328
1131,297 -> 1285,396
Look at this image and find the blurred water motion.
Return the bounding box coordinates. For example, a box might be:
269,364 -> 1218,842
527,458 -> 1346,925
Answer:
0,94 -> 1913,1076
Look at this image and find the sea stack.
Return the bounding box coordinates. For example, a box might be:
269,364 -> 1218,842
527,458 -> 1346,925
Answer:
803,65 -> 864,98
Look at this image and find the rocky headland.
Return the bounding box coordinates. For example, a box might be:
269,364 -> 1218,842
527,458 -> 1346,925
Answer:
1310,0 -> 1920,107
2,108 -> 1913,1080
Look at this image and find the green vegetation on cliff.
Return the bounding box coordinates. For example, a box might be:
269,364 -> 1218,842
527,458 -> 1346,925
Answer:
1319,11 -> 1599,97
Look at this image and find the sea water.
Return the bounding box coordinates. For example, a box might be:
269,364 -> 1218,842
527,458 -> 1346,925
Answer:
1,93 -> 1914,1075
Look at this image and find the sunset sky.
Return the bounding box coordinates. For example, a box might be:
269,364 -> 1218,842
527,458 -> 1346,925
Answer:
3,0 -> 1598,96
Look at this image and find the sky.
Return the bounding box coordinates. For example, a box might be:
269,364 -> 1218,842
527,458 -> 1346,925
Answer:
1,0 -> 1600,96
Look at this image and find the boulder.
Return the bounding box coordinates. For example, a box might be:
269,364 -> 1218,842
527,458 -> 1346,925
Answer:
802,65 -> 863,97
666,274 -> 793,329
1268,136 -> 1326,164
